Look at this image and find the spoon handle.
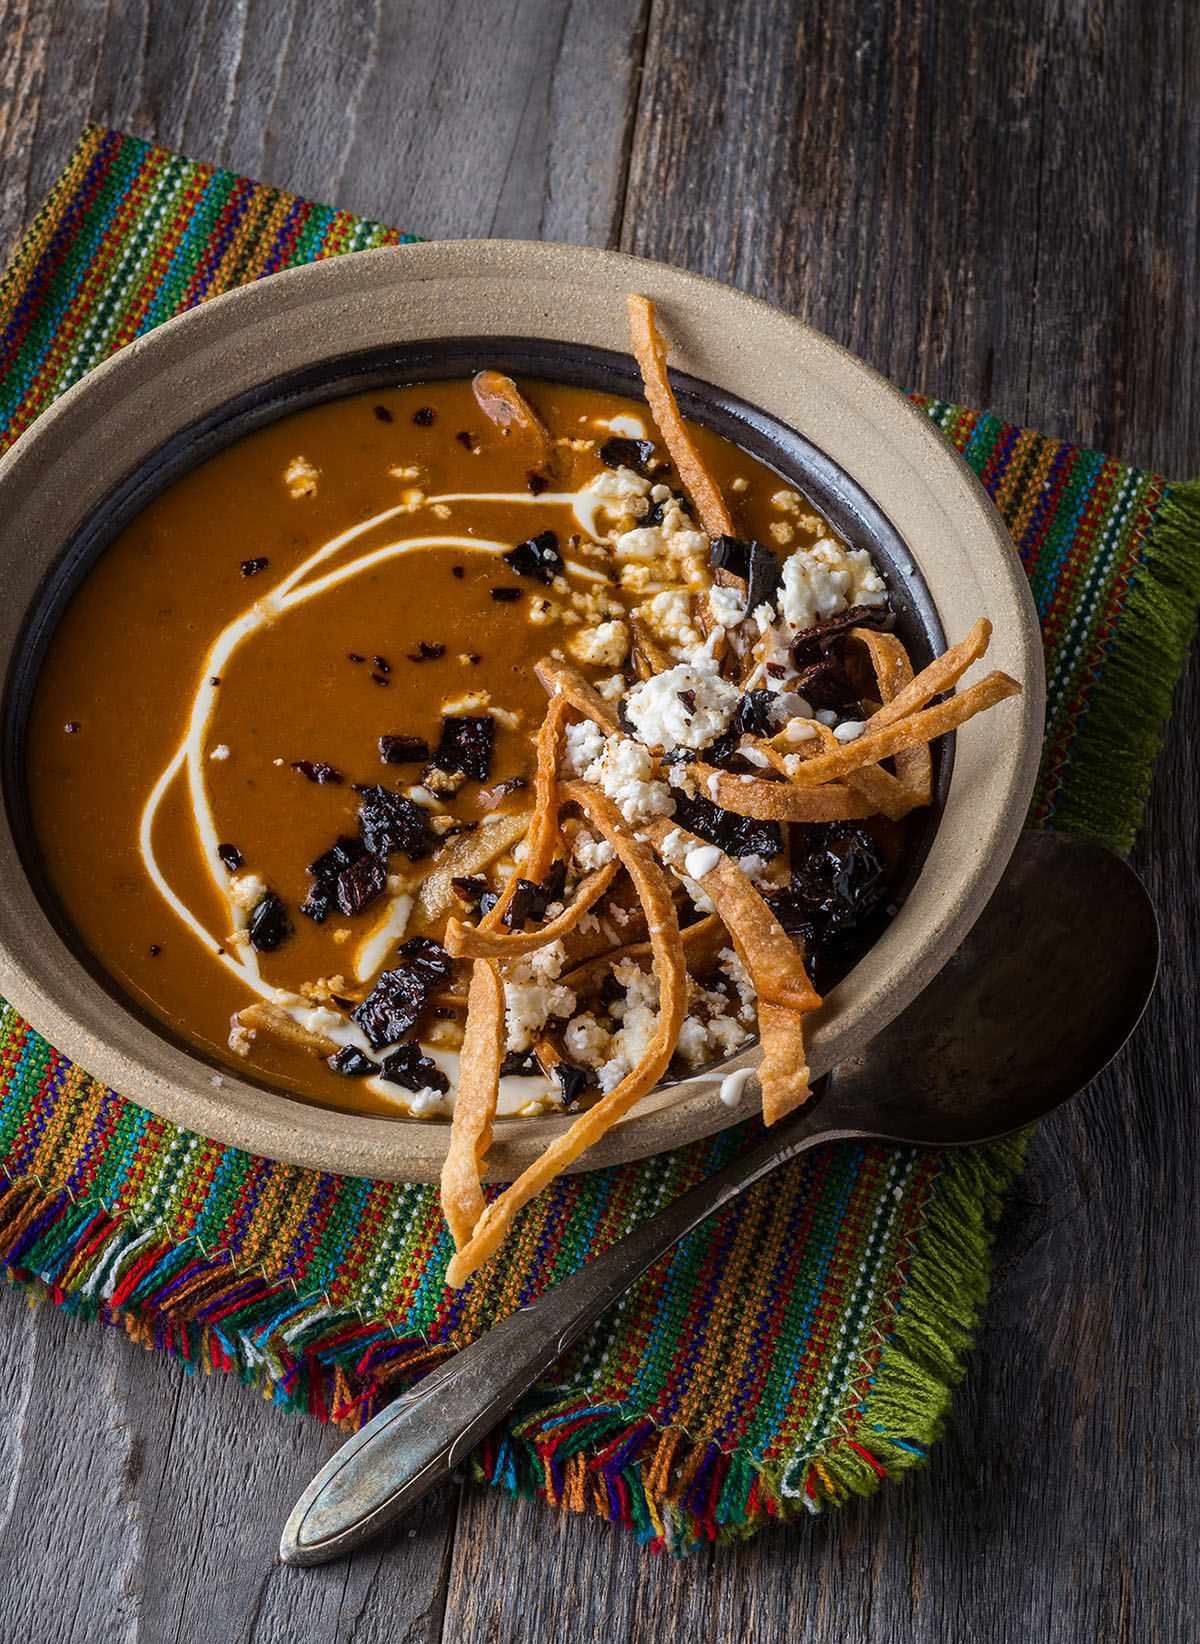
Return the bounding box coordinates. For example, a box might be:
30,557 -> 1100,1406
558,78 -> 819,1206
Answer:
280,1098 -> 848,1565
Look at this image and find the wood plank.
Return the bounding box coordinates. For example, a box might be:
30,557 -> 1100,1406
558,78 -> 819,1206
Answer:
0,1285 -> 462,1643
0,0 -> 649,260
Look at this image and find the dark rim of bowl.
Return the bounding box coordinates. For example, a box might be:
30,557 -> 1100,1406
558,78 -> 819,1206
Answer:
3,336 -> 952,1114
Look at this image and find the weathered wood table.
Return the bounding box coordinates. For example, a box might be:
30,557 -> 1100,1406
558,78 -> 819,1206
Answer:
0,4 -> 1195,1639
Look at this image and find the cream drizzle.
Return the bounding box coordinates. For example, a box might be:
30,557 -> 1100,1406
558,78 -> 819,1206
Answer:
138,475 -> 638,1101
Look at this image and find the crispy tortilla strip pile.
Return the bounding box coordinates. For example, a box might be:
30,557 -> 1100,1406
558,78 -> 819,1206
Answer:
627,294 -> 734,543
427,299 -> 1021,1288
444,781 -> 688,1288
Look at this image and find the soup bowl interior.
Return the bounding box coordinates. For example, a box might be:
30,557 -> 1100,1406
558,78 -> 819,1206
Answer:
0,242 -> 1045,1182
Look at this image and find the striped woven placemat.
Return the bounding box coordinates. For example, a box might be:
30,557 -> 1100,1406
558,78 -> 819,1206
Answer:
1,126 -> 1196,1553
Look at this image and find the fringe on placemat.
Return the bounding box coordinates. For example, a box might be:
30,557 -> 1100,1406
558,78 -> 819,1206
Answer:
1052,477 -> 1200,854
0,1132 -> 1027,1555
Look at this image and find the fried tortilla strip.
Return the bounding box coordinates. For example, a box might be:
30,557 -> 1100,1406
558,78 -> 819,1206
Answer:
233,1002 -> 339,1058
779,671 -> 1021,788
440,959 -> 505,1249
471,370 -> 553,466
481,697 -> 567,932
647,818 -> 820,1124
866,618 -> 993,732
627,294 -> 735,543
446,860 -> 619,958
840,761 -> 922,820
693,767 -> 877,821
560,911 -> 727,995
536,659 -> 622,732
850,627 -> 932,807
411,809 -> 532,932
630,617 -> 671,680
445,783 -> 686,1288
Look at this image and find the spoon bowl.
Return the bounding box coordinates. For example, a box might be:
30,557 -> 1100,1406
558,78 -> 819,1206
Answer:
281,829 -> 1159,1565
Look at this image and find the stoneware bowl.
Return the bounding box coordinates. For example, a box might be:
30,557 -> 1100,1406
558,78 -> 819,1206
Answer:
0,242 -> 1045,1182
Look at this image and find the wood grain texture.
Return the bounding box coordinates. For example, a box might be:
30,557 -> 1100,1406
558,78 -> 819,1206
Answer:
0,0 -> 1197,1639
0,0 -> 649,257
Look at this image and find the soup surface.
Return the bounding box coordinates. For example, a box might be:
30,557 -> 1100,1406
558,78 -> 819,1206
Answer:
28,375 -> 906,1117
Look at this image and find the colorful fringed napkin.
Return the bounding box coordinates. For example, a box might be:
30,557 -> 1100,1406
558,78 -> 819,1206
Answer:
1,127 -> 1196,1553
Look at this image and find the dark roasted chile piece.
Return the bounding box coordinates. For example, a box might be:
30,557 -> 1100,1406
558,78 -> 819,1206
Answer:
149,943 -> 162,957
502,878 -> 548,930
351,938 -> 451,1049
699,727 -> 740,768
541,859 -> 567,903
451,874 -> 489,905
789,604 -> 893,668
709,534 -> 752,581
770,823 -> 886,937
598,435 -> 656,472
301,834 -> 370,922
356,784 -> 436,860
413,406 -> 435,426
347,652 -> 365,663
378,1043 -> 451,1093
503,529 -> 564,584
499,1049 -> 540,1077
490,586 -> 524,603
644,488 -> 688,528
373,655 -> 391,673
291,760 -> 344,785
328,1045 -> 376,1077
745,540 -> 781,615
335,851 -> 387,917
373,404 -> 393,422
431,715 -> 495,783
478,890 -> 500,917
217,843 -> 244,871
455,429 -> 476,449
370,673 -> 390,686
526,471 -> 549,495
379,734 -> 430,765
554,1061 -> 598,1106
240,557 -> 269,577
677,689 -> 697,718
660,745 -> 698,766
407,641 -> 445,662
671,791 -> 783,862
733,689 -> 777,739
248,892 -> 290,953
598,970 -> 625,1010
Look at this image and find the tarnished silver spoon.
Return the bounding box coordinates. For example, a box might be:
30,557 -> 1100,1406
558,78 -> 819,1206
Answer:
280,829 -> 1158,1566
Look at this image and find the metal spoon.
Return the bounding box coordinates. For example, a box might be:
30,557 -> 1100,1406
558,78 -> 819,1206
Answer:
280,829 -> 1158,1566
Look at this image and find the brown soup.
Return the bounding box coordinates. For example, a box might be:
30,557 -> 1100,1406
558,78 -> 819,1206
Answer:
27,376 -> 904,1117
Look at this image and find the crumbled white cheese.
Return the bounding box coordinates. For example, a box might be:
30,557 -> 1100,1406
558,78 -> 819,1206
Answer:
442,689 -> 490,715
228,872 -> 267,910
284,456 -> 318,497
777,537 -> 888,632
590,736 -> 674,826
594,674 -> 627,702
624,660 -> 741,751
720,948 -> 757,1013
707,584 -> 746,630
634,588 -> 702,656
571,828 -> 616,870
503,941 -> 576,1052
562,719 -> 606,778
568,618 -> 630,668
209,744 -> 231,761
